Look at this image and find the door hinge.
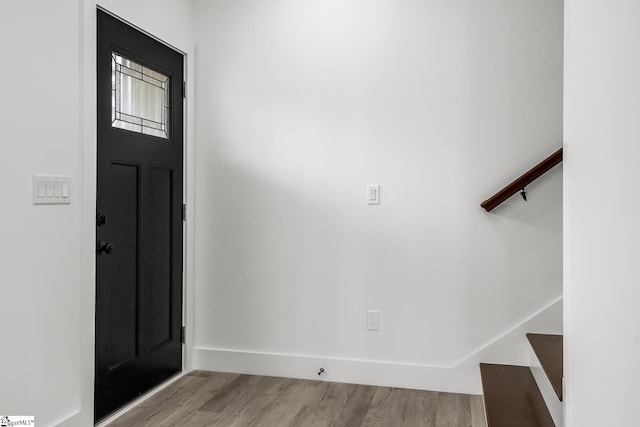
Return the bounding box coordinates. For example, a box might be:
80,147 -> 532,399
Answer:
182,203 -> 187,221
181,326 -> 186,344
182,81 -> 187,99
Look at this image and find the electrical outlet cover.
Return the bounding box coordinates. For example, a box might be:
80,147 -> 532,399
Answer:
367,310 -> 379,330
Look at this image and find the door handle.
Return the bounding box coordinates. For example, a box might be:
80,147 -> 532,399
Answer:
97,240 -> 114,255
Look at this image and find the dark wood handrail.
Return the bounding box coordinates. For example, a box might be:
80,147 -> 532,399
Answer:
481,148 -> 563,212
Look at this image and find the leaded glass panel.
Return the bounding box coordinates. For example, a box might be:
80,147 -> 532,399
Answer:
112,52 -> 170,139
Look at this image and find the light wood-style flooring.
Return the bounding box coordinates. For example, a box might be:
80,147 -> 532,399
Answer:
106,371 -> 487,427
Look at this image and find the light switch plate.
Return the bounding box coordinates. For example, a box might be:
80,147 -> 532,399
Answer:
367,185 -> 380,204
33,175 -> 71,204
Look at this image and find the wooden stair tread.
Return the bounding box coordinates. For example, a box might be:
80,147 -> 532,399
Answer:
526,333 -> 563,401
480,363 -> 555,427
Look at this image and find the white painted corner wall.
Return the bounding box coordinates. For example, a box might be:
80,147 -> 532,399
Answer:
564,0 -> 640,426
0,1 -> 83,425
192,0 -> 563,393
0,1 -> 196,426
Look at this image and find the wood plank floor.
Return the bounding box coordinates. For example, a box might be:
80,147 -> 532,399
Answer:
106,371 -> 487,427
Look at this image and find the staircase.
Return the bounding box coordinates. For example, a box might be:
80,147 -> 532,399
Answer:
480,333 -> 563,426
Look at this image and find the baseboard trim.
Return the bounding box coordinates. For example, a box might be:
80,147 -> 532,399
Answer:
194,346 -> 483,394
53,410 -> 82,427
194,296 -> 563,395
450,295 -> 563,366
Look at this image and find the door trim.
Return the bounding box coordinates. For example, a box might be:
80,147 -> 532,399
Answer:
79,4 -> 195,425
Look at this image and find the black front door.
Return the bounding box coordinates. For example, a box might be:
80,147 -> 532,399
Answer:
95,10 -> 184,422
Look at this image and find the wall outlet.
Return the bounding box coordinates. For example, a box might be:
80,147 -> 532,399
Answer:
367,185 -> 380,204
367,311 -> 379,331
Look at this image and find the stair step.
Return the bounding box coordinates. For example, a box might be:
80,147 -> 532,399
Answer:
480,363 -> 555,427
526,333 -> 563,401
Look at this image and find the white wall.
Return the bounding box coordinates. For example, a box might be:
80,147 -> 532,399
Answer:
193,0 -> 563,393
0,1 -> 82,424
0,1 -> 195,426
0,0 -> 563,423
564,0 -> 640,426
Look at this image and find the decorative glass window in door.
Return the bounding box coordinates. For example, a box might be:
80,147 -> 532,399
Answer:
112,52 -> 170,139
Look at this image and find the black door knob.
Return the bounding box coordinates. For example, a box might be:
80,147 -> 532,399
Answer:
97,240 -> 113,255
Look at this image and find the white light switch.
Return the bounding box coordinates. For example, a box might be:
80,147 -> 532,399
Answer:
33,175 -> 71,205
367,185 -> 380,204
